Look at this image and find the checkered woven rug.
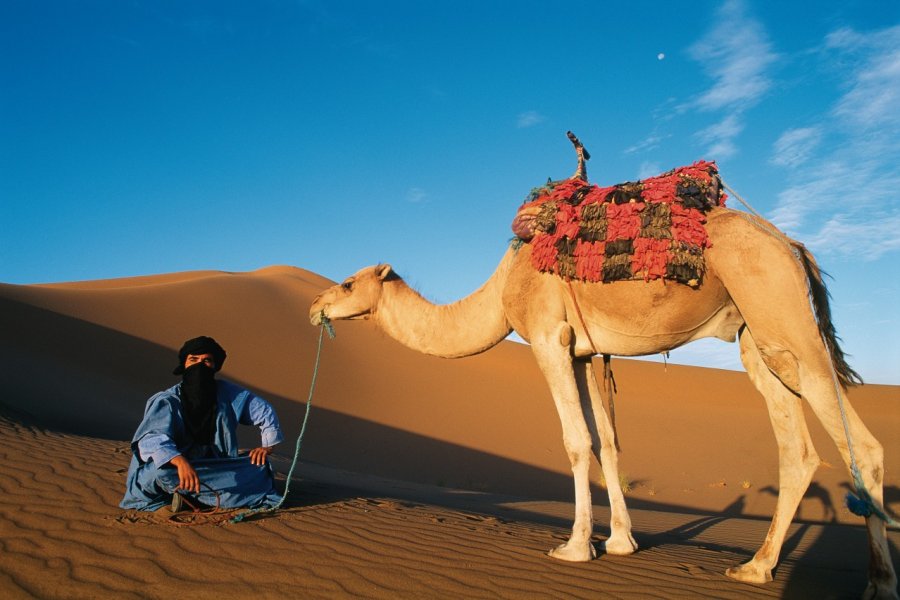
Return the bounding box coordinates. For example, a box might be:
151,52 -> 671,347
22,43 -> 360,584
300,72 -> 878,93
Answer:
512,161 -> 727,287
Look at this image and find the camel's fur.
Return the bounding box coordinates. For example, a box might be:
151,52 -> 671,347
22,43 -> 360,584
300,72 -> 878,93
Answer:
309,206 -> 897,598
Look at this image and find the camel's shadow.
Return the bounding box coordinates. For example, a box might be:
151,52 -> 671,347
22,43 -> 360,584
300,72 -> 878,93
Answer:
258,457 -> 899,598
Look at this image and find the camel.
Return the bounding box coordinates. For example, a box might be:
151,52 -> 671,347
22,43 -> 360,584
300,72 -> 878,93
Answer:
308,136 -> 897,598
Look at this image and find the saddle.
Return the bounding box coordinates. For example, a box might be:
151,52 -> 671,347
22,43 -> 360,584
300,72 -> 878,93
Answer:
512,159 -> 727,287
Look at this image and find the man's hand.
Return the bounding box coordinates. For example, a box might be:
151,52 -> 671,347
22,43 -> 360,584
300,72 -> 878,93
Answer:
169,455 -> 200,493
249,446 -> 273,466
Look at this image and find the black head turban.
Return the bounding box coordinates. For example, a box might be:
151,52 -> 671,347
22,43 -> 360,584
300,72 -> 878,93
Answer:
172,336 -> 227,375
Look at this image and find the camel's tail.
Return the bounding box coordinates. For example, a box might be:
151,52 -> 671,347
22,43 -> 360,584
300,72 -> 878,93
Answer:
792,239 -> 863,388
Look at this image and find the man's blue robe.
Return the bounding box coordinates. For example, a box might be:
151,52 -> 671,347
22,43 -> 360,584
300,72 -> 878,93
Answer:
120,380 -> 284,511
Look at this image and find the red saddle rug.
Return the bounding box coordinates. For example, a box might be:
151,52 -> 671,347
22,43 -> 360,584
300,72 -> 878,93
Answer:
511,160 -> 727,287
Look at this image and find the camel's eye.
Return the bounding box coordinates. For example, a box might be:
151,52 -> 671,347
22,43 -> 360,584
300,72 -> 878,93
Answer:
341,280 -> 354,291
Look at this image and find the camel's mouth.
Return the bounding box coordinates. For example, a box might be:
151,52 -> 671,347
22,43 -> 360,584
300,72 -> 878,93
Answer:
309,305 -> 370,325
342,312 -> 370,321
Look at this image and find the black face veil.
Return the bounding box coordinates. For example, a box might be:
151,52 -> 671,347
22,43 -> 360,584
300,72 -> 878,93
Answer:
180,363 -> 218,446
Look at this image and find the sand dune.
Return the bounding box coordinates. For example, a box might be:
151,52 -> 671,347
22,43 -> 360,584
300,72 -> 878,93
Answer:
0,266 -> 897,598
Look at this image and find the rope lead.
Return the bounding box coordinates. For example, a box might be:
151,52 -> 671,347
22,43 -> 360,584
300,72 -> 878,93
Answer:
231,313 -> 334,524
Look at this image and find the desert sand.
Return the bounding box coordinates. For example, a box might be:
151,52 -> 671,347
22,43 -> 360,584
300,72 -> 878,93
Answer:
0,265 -> 897,599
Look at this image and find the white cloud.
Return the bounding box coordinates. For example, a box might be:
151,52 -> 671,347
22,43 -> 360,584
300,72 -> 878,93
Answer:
516,110 -> 545,128
695,114 -> 744,158
823,26 -> 864,50
638,161 -> 662,180
426,85 -> 448,99
770,160 -> 900,260
830,26 -> 900,131
769,157 -> 888,235
770,127 -> 823,168
768,24 -> 900,262
625,134 -> 667,155
684,0 -> 776,160
687,0 -> 778,112
706,139 -> 738,159
406,187 -> 427,203
769,162 -> 845,233
804,213 -> 900,261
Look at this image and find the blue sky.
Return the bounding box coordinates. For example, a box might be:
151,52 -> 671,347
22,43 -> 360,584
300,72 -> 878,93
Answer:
2,1 -> 899,383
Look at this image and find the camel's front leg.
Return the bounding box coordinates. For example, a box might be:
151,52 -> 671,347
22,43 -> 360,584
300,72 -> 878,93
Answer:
574,358 -> 637,556
531,324 -> 597,562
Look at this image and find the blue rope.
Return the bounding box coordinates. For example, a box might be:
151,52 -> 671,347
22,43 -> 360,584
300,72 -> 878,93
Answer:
786,249 -> 898,527
231,314 -> 334,524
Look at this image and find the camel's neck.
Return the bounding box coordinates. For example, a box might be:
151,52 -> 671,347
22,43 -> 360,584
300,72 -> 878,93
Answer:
372,248 -> 515,358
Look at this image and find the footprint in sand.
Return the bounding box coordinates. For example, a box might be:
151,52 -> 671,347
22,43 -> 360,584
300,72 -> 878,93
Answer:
676,563 -> 715,580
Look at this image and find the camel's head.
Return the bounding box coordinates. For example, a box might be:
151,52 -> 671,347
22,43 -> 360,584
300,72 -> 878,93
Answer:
309,264 -> 395,325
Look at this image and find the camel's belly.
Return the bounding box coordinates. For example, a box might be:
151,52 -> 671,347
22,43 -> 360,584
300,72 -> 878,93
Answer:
503,246 -> 743,356
568,278 -> 742,356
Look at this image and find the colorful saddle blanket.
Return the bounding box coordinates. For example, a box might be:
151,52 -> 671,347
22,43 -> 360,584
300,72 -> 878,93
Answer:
511,161 -> 727,287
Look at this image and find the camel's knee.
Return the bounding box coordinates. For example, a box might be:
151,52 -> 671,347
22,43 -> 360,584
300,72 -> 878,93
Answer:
596,438 -> 618,464
783,424 -> 820,482
811,392 -> 885,488
859,438 -> 885,487
798,445 -> 821,481
563,437 -> 593,470
871,446 -> 884,486
757,346 -> 801,393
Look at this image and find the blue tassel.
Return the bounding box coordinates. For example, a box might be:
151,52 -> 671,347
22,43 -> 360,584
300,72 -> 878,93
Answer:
846,491 -> 873,517
320,312 -> 336,339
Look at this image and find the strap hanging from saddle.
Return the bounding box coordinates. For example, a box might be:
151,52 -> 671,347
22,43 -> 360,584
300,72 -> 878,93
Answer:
566,279 -> 621,452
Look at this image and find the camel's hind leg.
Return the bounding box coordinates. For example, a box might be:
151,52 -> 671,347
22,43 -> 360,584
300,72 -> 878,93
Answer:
736,327 -> 897,598
573,357 -> 637,555
726,327 -> 821,584
708,210 -> 896,596
795,360 -> 897,598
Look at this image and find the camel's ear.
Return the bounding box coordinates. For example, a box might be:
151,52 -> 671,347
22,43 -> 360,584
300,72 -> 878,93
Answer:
375,264 -> 393,281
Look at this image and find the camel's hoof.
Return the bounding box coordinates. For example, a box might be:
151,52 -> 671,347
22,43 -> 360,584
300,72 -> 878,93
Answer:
548,540 -> 597,562
862,579 -> 900,600
602,533 -> 638,556
725,562 -> 773,584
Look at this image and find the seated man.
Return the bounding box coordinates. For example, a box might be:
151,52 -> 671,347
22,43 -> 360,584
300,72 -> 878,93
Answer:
120,336 -> 284,512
